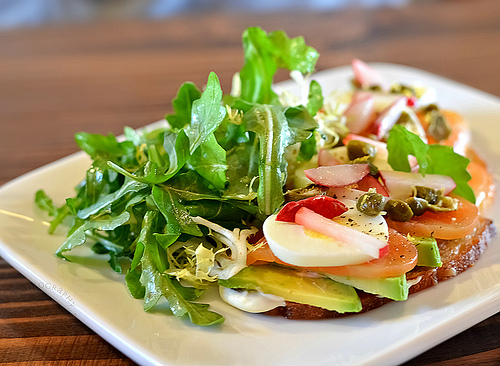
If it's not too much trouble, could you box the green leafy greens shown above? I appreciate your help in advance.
[387,125,475,203]
[35,27,478,328]
[35,27,320,326]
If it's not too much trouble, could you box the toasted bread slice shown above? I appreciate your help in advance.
[264,216,495,319]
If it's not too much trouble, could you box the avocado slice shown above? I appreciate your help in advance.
[409,236,442,267]
[218,265,362,313]
[324,274,408,301]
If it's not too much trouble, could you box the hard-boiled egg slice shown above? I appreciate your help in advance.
[262,198,389,267]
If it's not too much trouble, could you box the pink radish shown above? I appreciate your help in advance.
[373,97,407,139]
[344,92,376,134]
[379,170,456,199]
[352,59,390,91]
[295,207,389,260]
[318,148,342,166]
[305,164,370,187]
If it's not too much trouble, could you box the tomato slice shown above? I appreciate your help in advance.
[247,228,417,279]
[386,196,478,240]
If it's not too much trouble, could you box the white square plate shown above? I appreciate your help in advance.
[1,64,499,366]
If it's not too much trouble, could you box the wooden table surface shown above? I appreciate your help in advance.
[1,0,500,364]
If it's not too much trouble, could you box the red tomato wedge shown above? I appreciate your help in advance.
[247,228,417,279]
[386,196,478,240]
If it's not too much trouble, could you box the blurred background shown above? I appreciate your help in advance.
[1,0,409,28]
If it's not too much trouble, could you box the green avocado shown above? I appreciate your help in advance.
[324,274,408,301]
[409,236,442,267]
[218,264,362,313]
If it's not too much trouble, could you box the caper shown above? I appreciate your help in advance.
[347,140,377,161]
[405,196,428,216]
[414,186,442,204]
[350,156,379,175]
[427,110,452,141]
[384,199,413,222]
[357,191,386,216]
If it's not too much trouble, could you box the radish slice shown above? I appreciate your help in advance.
[295,207,388,260]
[327,187,366,201]
[344,134,388,151]
[372,93,406,112]
[305,164,370,187]
[318,148,341,166]
[344,92,375,134]
[352,59,390,91]
[373,97,406,140]
[380,170,456,199]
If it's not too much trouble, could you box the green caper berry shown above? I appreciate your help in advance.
[405,196,429,216]
[347,140,377,161]
[350,157,379,175]
[357,191,385,216]
[414,186,441,204]
[384,199,414,222]
[427,110,452,141]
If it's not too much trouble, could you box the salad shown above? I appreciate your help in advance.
[35,27,494,326]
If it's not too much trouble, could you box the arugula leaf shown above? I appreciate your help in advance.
[387,125,475,202]
[56,211,130,259]
[130,210,156,270]
[166,82,202,130]
[125,266,145,299]
[108,130,190,184]
[426,145,475,203]
[187,72,227,153]
[245,104,295,215]
[124,126,146,146]
[35,190,58,216]
[187,133,228,190]
[387,125,429,173]
[77,178,148,219]
[151,185,203,237]
[141,241,224,325]
[239,27,319,104]
[75,132,136,167]
[223,142,259,200]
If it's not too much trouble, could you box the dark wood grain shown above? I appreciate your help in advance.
[1,0,499,364]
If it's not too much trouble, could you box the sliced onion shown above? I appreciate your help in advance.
[379,170,456,199]
[373,97,407,140]
[344,92,375,134]
[305,164,370,187]
[295,207,388,260]
[352,59,390,91]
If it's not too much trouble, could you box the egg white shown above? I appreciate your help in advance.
[262,198,388,267]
